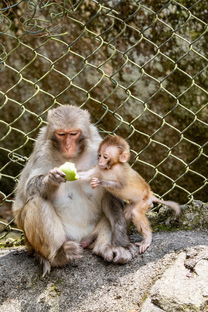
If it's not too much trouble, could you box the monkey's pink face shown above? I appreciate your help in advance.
[54,129,81,159]
[98,145,118,169]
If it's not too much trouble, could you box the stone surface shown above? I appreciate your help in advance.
[141,247,208,312]
[1,231,208,312]
[149,200,208,231]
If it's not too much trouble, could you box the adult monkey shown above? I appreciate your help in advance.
[12,105,137,276]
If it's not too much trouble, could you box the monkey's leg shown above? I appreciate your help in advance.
[92,216,138,264]
[132,209,152,254]
[102,193,130,248]
[20,197,82,276]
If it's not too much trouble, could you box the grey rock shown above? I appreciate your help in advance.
[149,200,208,231]
[1,231,208,312]
[141,246,208,312]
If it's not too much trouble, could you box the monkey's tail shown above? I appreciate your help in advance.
[152,196,181,215]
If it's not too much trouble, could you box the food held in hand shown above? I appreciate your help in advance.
[59,162,79,181]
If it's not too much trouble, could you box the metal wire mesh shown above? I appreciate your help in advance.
[0,0,207,244]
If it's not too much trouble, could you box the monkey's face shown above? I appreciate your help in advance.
[52,128,82,159]
[98,145,119,169]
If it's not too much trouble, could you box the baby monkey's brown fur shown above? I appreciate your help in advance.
[79,135,180,253]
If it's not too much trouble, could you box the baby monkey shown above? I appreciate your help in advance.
[79,135,180,253]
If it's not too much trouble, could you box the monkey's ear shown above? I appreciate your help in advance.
[47,109,54,122]
[119,151,130,163]
[83,109,91,122]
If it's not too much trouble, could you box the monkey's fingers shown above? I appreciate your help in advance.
[63,241,83,261]
[91,177,99,183]
[128,243,139,257]
[135,241,150,254]
[90,179,99,188]
[91,177,101,188]
[48,168,66,184]
[53,168,66,178]
[90,182,98,189]
[113,246,133,264]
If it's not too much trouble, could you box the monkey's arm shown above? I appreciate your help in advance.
[101,180,122,188]
[91,177,122,189]
[78,167,98,181]
[26,168,66,199]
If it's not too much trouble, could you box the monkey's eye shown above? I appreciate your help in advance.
[70,132,78,136]
[57,132,66,137]
[98,154,101,159]
[103,155,108,160]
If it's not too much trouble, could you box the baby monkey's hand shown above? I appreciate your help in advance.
[90,177,101,189]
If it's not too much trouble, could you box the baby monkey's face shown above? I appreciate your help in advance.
[98,145,119,169]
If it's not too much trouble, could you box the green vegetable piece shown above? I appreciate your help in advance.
[59,162,79,181]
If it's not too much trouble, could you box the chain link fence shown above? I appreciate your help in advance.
[0,0,207,245]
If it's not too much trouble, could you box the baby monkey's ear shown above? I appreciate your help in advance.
[119,151,130,163]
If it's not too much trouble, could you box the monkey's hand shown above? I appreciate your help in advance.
[44,168,66,186]
[91,177,101,189]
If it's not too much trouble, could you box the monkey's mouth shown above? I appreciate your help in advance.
[99,165,108,170]
[62,149,78,160]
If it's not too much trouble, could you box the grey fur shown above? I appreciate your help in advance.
[12,105,135,274]
[102,193,130,248]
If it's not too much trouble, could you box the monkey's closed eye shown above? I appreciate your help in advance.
[57,133,66,137]
[70,132,78,136]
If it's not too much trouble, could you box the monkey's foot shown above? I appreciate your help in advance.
[63,241,83,261]
[93,243,138,264]
[135,240,151,254]
[113,243,138,264]
[128,243,139,257]
[93,244,114,262]
[51,241,82,268]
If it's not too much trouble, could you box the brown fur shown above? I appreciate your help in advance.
[79,135,180,254]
